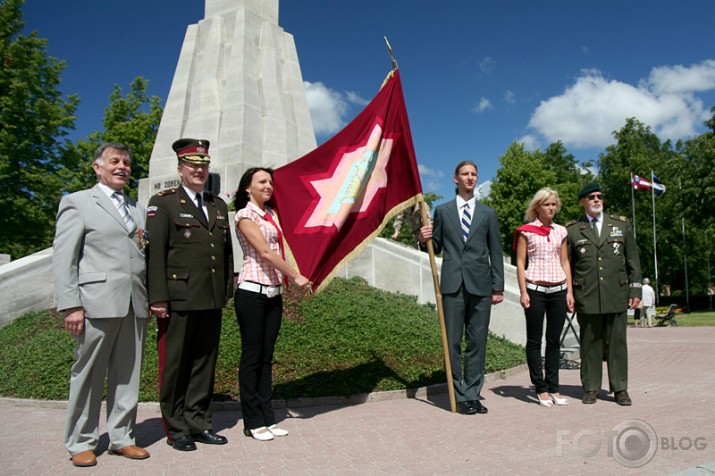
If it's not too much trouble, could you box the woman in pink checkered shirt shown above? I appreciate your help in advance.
[514,187,574,408]
[233,167,311,441]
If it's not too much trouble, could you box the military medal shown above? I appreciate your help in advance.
[184,229,192,239]
[579,247,586,254]
[136,228,149,250]
[613,242,621,255]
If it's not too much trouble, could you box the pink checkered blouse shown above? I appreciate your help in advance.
[520,218,568,284]
[235,202,283,285]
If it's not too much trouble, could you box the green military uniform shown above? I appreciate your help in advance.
[146,185,233,441]
[567,213,641,394]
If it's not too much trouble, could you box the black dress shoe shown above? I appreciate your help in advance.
[167,435,197,451]
[457,401,478,415]
[472,400,488,414]
[614,390,632,406]
[192,430,228,445]
[582,390,598,404]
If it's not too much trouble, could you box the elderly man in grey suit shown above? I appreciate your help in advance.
[420,160,505,415]
[53,143,151,467]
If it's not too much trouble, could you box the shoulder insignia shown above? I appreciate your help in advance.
[610,214,628,222]
[157,189,177,197]
[566,220,578,227]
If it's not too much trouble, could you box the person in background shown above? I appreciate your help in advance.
[640,278,656,328]
[146,138,233,451]
[233,167,312,441]
[53,143,150,467]
[514,187,574,407]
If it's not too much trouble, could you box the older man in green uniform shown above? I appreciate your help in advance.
[567,183,641,406]
[147,138,233,451]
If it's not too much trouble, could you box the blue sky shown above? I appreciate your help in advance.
[22,0,715,202]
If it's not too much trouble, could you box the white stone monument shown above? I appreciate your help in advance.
[139,0,316,203]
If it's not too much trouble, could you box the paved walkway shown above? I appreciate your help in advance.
[1,326,714,475]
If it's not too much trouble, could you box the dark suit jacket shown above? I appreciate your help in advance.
[432,199,504,296]
[567,214,642,314]
[146,186,233,311]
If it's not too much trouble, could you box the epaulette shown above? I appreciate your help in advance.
[610,214,628,222]
[566,220,579,227]
[157,188,177,197]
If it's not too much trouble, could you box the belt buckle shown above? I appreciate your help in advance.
[265,285,280,298]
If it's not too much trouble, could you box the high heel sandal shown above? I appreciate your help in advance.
[549,393,568,405]
[537,393,553,407]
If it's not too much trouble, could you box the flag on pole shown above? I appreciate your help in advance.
[631,173,666,196]
[651,173,666,196]
[272,69,423,292]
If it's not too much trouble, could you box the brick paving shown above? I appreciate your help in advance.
[1,326,714,475]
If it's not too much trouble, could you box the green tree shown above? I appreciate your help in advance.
[597,118,679,292]
[0,0,79,258]
[485,141,592,257]
[62,77,163,199]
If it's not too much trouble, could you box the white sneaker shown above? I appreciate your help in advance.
[268,424,289,437]
[244,427,274,441]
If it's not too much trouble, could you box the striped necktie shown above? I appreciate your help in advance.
[461,203,471,242]
[113,192,135,230]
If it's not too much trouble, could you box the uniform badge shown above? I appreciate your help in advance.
[147,205,158,218]
[136,228,149,250]
[579,247,586,254]
[180,213,193,218]
[609,225,623,237]
[217,212,225,220]
[613,242,621,255]
[184,229,192,239]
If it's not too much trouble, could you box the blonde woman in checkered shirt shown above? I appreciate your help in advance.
[514,187,574,408]
[233,167,311,441]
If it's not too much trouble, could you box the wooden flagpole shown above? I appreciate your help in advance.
[419,198,457,412]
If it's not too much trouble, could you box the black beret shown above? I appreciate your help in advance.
[578,183,602,200]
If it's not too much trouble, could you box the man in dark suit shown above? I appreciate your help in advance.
[53,143,150,467]
[146,138,233,451]
[566,183,641,405]
[420,160,505,414]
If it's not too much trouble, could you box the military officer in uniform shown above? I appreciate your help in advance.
[146,138,234,451]
[567,183,641,406]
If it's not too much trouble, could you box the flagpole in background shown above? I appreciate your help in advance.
[419,199,457,413]
[630,172,637,239]
[650,171,660,304]
[679,179,691,311]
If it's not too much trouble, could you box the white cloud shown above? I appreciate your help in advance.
[477,180,491,199]
[473,97,493,113]
[504,90,515,105]
[527,60,715,149]
[303,82,369,136]
[418,163,444,178]
[304,81,348,135]
[479,57,496,75]
[517,134,540,151]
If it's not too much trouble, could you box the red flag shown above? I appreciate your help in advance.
[272,69,422,292]
[631,173,653,191]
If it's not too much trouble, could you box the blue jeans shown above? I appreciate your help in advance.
[524,288,567,393]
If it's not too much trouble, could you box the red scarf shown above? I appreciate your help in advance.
[512,224,552,250]
[263,210,287,284]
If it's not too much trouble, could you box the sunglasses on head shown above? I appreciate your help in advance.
[587,193,603,200]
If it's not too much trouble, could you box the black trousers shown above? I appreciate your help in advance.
[234,288,283,430]
[158,309,222,440]
[524,288,567,394]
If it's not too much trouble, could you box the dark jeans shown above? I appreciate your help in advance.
[234,288,283,430]
[524,288,567,394]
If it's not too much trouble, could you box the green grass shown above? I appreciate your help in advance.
[0,277,525,401]
[671,310,715,327]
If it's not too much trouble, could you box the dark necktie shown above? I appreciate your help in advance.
[196,192,207,221]
[461,204,471,242]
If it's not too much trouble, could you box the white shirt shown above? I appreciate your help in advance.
[182,184,208,218]
[589,212,603,235]
[642,284,656,308]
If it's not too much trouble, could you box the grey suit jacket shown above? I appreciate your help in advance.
[432,199,505,296]
[53,184,148,318]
